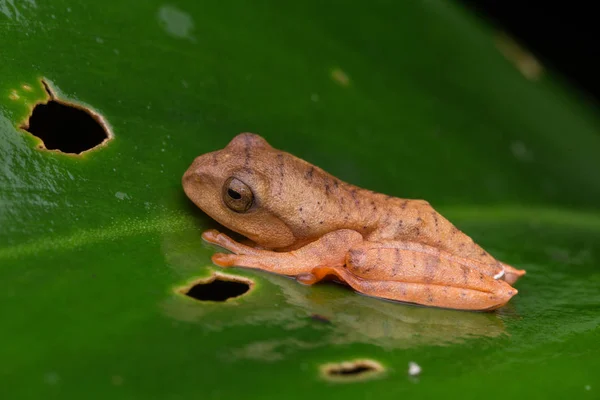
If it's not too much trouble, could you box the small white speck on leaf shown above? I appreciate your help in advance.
[115,192,129,200]
[408,361,421,376]
[96,37,104,44]
[311,93,319,102]
[585,385,591,391]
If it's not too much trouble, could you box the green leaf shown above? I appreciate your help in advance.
[1,0,599,399]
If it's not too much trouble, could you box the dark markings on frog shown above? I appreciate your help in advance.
[432,212,439,228]
[305,167,314,182]
[243,135,252,168]
[462,266,469,284]
[276,153,285,195]
[350,189,359,206]
[393,248,401,276]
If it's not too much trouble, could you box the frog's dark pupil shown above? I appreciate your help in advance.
[228,189,242,200]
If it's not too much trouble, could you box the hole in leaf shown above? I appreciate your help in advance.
[177,272,253,302]
[20,80,111,154]
[321,359,385,382]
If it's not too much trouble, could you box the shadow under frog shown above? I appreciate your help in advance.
[160,227,506,360]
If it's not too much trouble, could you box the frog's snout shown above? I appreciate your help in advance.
[182,156,210,203]
[183,153,212,186]
[182,165,201,185]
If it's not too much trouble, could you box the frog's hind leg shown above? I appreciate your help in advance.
[300,264,515,311]
[300,241,518,311]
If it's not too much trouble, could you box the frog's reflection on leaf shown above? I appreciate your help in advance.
[161,229,506,361]
[270,272,506,348]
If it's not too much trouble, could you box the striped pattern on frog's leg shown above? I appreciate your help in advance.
[301,263,516,311]
[299,239,519,311]
[346,240,526,285]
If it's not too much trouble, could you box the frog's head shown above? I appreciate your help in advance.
[183,133,296,249]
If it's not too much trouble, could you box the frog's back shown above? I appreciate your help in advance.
[273,147,503,270]
[301,163,504,269]
[366,196,500,265]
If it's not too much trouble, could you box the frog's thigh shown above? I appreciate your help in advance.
[342,241,518,310]
[347,241,486,282]
[204,229,363,276]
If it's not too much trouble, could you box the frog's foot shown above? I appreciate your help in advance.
[202,229,262,256]
[502,263,526,285]
[203,229,270,269]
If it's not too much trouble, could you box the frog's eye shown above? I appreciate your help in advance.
[222,177,254,213]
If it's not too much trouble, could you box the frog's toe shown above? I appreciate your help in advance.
[297,266,345,285]
[201,229,222,244]
[297,273,319,285]
[212,253,236,267]
[503,264,526,285]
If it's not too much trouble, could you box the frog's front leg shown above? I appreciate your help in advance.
[298,241,518,311]
[202,229,364,276]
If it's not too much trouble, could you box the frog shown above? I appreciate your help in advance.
[182,133,526,311]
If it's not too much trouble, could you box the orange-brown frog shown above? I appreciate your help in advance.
[183,133,525,311]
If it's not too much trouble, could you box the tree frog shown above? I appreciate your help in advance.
[182,133,525,311]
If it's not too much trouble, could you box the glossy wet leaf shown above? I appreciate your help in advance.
[1,0,599,399]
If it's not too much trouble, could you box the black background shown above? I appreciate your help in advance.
[459,1,600,104]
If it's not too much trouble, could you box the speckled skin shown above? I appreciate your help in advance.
[183,133,525,311]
